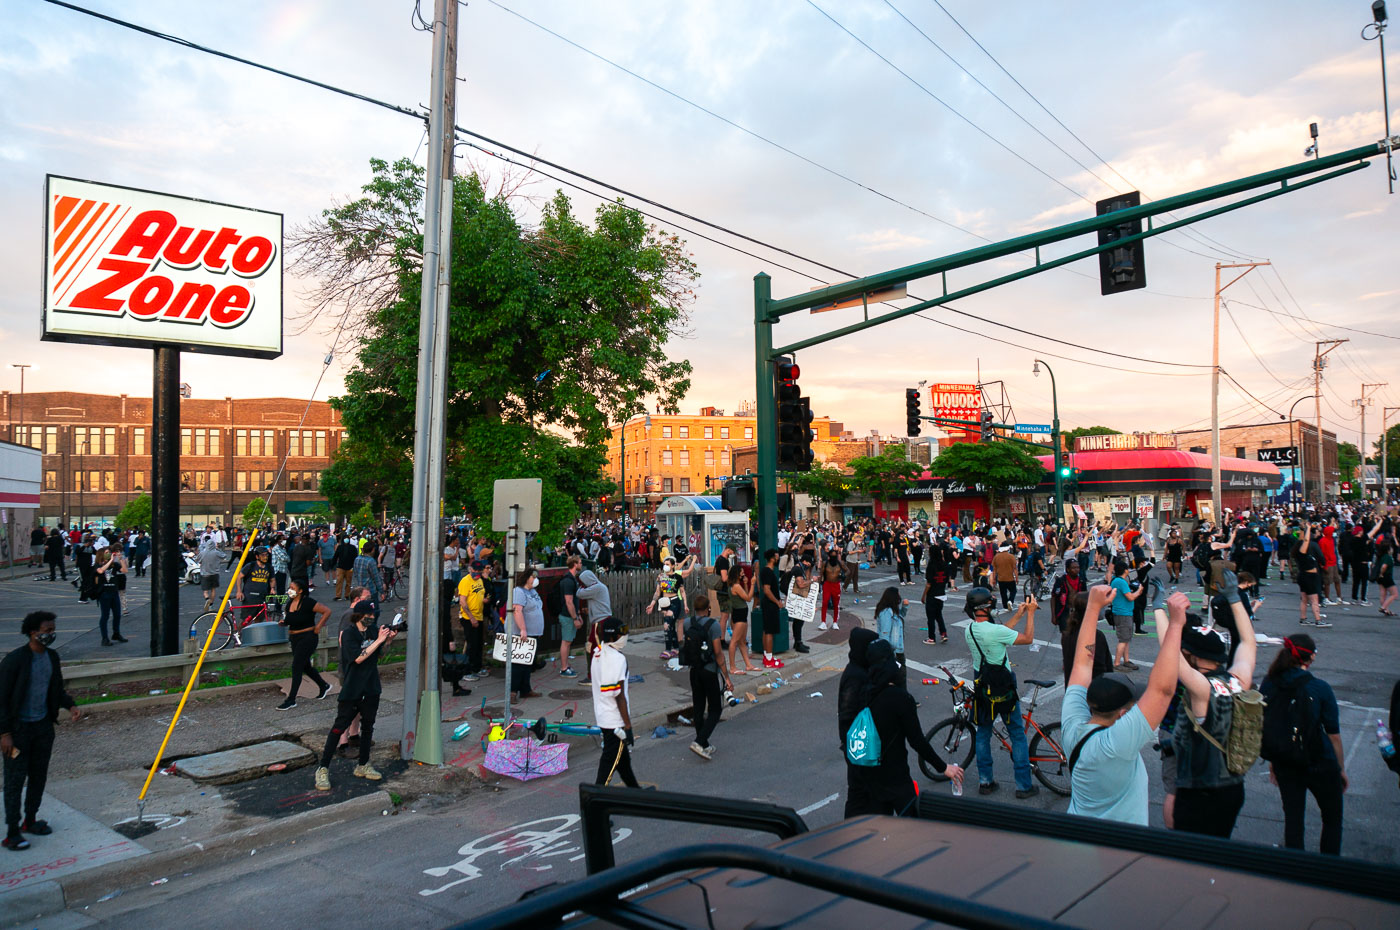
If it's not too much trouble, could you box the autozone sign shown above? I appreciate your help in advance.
[928,383,982,435]
[42,176,283,359]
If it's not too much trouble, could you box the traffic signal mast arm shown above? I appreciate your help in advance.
[924,415,1047,450]
[764,143,1379,356]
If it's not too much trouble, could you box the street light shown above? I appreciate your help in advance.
[1032,359,1063,522]
[1364,0,1395,193]
[1287,394,1317,511]
[618,411,650,524]
[10,364,34,436]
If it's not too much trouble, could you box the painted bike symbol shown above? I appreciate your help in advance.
[419,814,630,897]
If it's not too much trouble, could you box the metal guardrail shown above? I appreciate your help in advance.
[64,632,340,690]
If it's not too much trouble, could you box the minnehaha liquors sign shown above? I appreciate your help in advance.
[42,176,283,359]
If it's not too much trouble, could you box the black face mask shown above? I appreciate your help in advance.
[37,632,57,647]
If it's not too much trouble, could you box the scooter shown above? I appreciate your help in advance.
[181,550,202,586]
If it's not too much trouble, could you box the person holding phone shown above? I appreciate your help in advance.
[314,601,393,790]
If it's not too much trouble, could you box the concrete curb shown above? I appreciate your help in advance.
[51,789,395,912]
[1,880,66,928]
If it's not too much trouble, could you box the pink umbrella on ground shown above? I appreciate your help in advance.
[483,735,570,781]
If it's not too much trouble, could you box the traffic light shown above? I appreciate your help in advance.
[1059,453,1072,480]
[978,409,995,442]
[1096,191,1146,295]
[775,358,815,471]
[722,479,754,512]
[905,388,922,437]
[1065,467,1082,496]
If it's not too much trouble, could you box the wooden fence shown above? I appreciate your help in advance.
[596,566,712,633]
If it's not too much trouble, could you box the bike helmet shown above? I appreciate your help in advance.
[963,586,996,619]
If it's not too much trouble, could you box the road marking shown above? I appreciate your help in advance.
[796,792,839,816]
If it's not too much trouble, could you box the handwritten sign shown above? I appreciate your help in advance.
[492,634,538,665]
[785,578,819,623]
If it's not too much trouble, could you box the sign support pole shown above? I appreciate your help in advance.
[502,504,519,731]
[150,347,181,656]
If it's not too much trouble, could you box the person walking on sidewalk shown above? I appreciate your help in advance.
[684,595,732,761]
[277,580,333,710]
[28,526,45,569]
[556,557,585,678]
[314,602,394,790]
[726,563,759,675]
[333,534,358,601]
[1,611,80,851]
[592,617,640,787]
[42,529,66,583]
[93,547,127,646]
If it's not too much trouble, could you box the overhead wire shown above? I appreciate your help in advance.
[922,0,1263,264]
[1220,298,1297,389]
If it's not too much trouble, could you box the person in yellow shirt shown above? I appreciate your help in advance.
[455,561,487,683]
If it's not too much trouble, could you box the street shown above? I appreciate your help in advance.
[34,559,1400,929]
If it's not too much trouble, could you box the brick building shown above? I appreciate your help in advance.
[1173,420,1338,501]
[0,390,343,528]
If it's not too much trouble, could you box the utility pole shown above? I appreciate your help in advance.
[1384,405,1400,505]
[1211,261,1269,521]
[1356,383,1387,497]
[403,0,457,764]
[1312,339,1347,503]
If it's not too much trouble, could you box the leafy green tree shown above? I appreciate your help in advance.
[1062,425,1121,442]
[1337,441,1362,498]
[116,494,152,531]
[847,447,923,501]
[1373,424,1400,478]
[241,498,273,531]
[784,463,851,506]
[297,159,696,545]
[930,441,1048,505]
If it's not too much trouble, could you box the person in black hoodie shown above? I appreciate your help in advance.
[838,629,878,817]
[847,640,964,816]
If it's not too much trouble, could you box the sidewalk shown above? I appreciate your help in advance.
[0,599,874,924]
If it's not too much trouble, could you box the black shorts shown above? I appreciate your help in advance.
[1299,572,1321,596]
[731,606,749,626]
[761,607,779,635]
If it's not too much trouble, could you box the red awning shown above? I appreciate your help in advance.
[1034,449,1282,476]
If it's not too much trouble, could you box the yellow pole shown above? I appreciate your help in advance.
[138,529,259,802]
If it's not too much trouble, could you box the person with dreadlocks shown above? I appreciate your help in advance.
[1259,633,1347,855]
[591,617,640,788]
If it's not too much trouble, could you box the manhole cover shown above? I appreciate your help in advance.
[549,689,591,701]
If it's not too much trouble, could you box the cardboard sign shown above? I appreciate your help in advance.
[1136,494,1154,517]
[786,577,819,623]
[492,633,538,665]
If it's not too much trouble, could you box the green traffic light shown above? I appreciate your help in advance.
[1059,466,1071,477]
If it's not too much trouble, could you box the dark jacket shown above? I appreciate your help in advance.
[290,542,316,578]
[856,641,947,795]
[0,644,76,734]
[838,629,879,749]
[44,535,65,565]
[334,541,359,571]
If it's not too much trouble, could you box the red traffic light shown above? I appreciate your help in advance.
[776,361,800,383]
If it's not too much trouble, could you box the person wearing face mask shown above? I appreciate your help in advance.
[591,617,640,787]
[510,568,545,701]
[645,557,688,660]
[1,611,80,851]
[314,602,393,791]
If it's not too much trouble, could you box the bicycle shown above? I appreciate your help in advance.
[917,664,1070,796]
[382,564,402,601]
[1021,572,1050,602]
[188,594,291,651]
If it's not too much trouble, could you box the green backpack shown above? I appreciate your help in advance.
[845,707,882,767]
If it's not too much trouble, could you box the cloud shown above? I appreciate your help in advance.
[1359,289,1399,300]
[848,228,932,252]
[1345,205,1387,219]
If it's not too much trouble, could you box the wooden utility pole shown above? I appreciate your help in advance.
[1312,340,1347,502]
[1357,383,1387,497]
[1211,261,1269,522]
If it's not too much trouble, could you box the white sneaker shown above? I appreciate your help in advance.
[1338,600,1351,605]
[1358,600,1372,606]
[818,622,828,631]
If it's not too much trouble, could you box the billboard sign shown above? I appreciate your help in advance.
[1073,432,1176,453]
[42,176,283,359]
[1256,446,1298,466]
[928,383,982,437]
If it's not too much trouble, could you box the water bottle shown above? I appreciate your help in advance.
[951,776,963,797]
[451,722,472,741]
[1379,719,1396,760]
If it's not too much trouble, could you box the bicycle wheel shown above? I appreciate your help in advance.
[189,611,235,652]
[919,716,976,782]
[1028,720,1070,796]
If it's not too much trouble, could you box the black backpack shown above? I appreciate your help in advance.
[1192,542,1213,572]
[1260,677,1327,769]
[681,616,716,669]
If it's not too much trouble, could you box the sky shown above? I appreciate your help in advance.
[2,0,1397,453]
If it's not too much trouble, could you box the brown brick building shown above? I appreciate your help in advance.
[1173,420,1338,500]
[1,390,343,528]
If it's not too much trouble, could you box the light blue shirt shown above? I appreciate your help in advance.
[1062,684,1153,825]
[1109,576,1135,616]
[875,604,907,653]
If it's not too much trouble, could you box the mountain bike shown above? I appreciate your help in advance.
[917,664,1070,796]
[187,594,290,652]
[381,564,402,600]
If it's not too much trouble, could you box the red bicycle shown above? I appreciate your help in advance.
[187,594,290,651]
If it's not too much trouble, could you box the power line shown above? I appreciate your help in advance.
[922,0,1261,264]
[1220,299,1296,388]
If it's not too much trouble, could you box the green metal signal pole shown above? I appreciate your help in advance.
[752,141,1385,554]
[1033,358,1062,519]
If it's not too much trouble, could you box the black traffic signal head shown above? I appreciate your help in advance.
[722,479,754,512]
[1096,191,1147,296]
[979,409,995,442]
[905,388,922,437]
[774,357,815,472]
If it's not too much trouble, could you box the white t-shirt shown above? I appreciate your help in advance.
[591,645,630,729]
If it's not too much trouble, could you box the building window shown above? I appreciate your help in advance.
[44,470,57,491]
[235,429,247,456]
[704,427,713,438]
[663,478,673,493]
[315,430,327,457]
[235,471,247,491]
[180,428,193,455]
[721,448,731,466]
[704,449,714,466]
[662,426,672,438]
[103,427,116,454]
[263,470,275,491]
[744,427,753,439]
[132,470,146,491]
[679,449,690,466]
[679,478,690,492]
[661,450,673,465]
[720,427,729,439]
[132,428,147,456]
[1235,446,1246,459]
[679,426,689,438]
[102,471,115,492]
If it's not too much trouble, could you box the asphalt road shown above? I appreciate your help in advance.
[46,558,1400,929]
